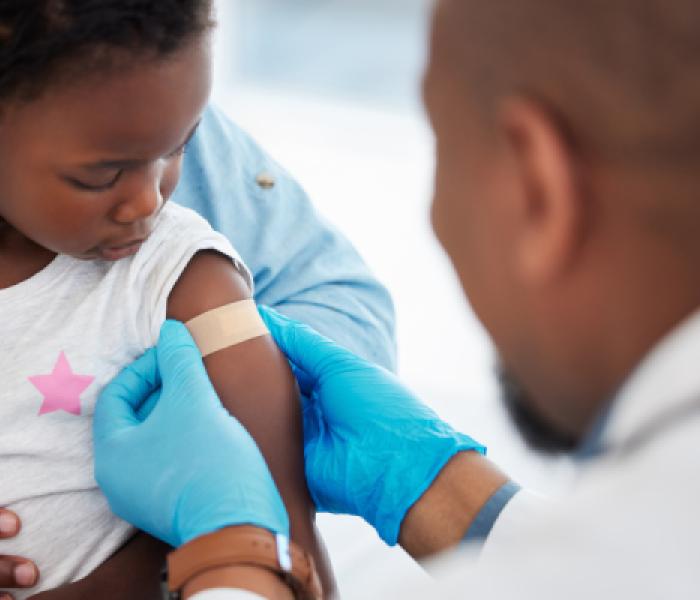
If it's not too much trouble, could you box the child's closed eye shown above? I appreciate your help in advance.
[63,170,123,193]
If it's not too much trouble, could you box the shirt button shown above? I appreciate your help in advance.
[256,171,276,190]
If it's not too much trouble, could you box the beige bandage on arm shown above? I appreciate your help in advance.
[184,299,269,358]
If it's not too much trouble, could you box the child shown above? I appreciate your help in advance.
[0,1,332,597]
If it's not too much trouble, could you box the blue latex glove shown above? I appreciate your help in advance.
[259,306,485,546]
[93,320,289,547]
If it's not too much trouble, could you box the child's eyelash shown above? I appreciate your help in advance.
[168,144,188,159]
[66,171,123,192]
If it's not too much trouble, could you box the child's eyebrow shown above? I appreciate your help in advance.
[84,120,202,170]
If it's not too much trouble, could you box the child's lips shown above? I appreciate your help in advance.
[98,239,145,261]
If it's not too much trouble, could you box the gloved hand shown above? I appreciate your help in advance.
[259,306,485,546]
[93,320,289,547]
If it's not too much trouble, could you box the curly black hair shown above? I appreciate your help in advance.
[0,0,213,103]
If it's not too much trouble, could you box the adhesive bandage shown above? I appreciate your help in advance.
[184,299,269,358]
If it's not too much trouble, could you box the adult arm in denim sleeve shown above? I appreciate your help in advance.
[174,105,397,370]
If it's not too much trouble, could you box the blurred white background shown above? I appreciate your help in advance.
[211,0,573,594]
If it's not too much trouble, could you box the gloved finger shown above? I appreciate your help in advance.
[93,349,159,438]
[154,320,218,412]
[156,320,206,387]
[0,556,39,589]
[258,306,354,381]
[300,393,323,443]
[135,388,163,421]
[290,363,314,397]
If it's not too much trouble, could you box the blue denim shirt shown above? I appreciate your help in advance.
[174,105,396,370]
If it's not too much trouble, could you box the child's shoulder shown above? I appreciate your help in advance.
[132,201,245,281]
[121,201,253,345]
[129,200,253,301]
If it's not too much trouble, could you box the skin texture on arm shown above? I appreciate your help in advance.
[399,452,508,560]
[165,250,334,596]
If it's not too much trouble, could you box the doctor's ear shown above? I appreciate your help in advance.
[497,97,587,286]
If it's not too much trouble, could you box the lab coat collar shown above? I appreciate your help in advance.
[598,307,700,454]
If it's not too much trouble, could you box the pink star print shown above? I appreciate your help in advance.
[28,352,94,416]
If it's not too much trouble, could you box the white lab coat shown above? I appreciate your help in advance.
[193,310,700,600]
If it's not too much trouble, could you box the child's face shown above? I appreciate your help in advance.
[0,35,212,261]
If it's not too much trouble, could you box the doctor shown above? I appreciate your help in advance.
[93,0,700,598]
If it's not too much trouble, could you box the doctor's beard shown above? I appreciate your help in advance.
[497,365,579,455]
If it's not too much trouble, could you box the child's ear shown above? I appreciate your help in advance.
[497,96,586,287]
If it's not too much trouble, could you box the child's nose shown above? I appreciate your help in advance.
[111,169,164,225]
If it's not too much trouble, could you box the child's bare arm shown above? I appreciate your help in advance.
[166,250,334,595]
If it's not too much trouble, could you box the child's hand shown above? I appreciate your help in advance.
[93,320,289,547]
[0,508,40,591]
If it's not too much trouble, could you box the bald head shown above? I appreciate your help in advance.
[435,0,700,167]
[427,0,700,447]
